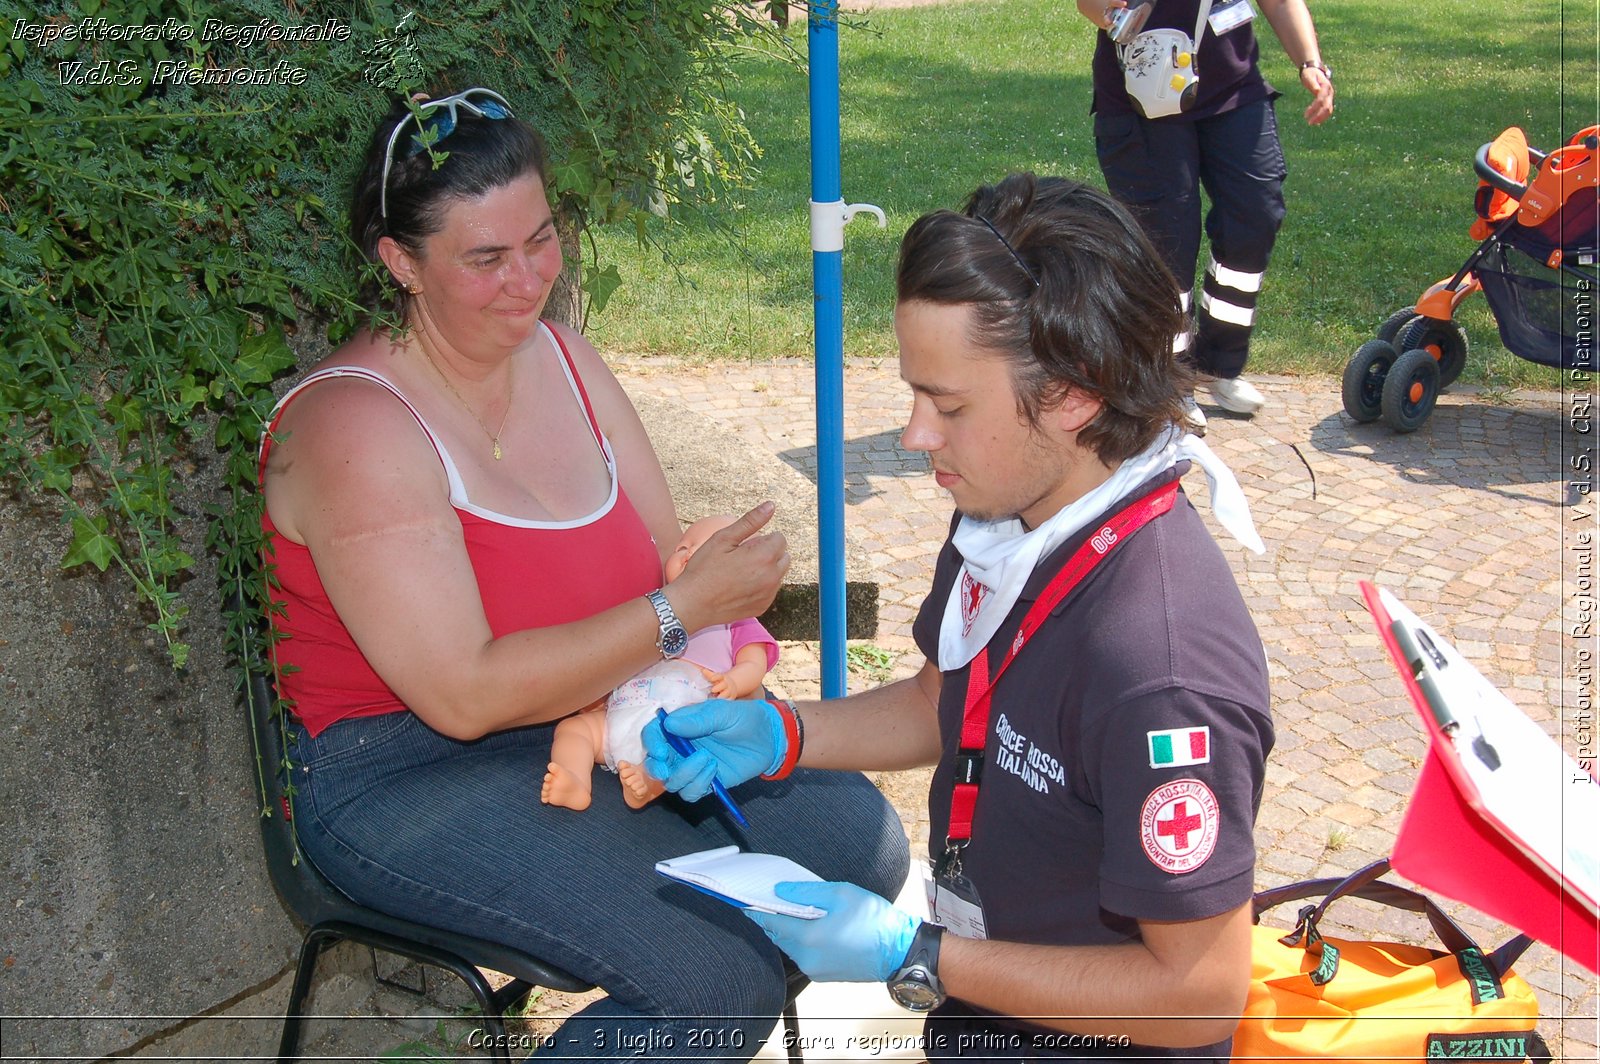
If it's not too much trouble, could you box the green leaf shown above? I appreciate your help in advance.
[62,515,116,572]
[237,324,294,384]
[582,264,623,316]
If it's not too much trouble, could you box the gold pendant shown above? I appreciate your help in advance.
[493,441,503,460]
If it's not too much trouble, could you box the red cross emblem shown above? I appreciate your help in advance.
[960,571,988,636]
[1156,800,1203,849]
[1140,779,1219,873]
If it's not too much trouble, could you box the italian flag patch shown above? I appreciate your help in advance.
[1147,727,1210,769]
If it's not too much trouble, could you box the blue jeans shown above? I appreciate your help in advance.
[289,712,910,1062]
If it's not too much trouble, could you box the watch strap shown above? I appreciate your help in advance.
[904,920,944,976]
[888,921,947,1011]
[645,589,686,657]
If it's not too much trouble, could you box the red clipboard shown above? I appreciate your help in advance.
[1363,580,1600,975]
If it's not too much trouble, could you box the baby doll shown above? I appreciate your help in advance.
[540,515,780,811]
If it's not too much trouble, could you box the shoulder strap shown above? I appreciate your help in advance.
[256,366,459,493]
[1117,0,1216,66]
[542,321,609,461]
[1193,0,1215,44]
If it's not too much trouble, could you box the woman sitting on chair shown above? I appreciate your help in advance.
[258,87,908,1060]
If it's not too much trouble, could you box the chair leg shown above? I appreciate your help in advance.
[280,924,542,1063]
[488,977,535,1018]
[439,958,514,1064]
[278,928,338,1064]
[783,998,803,1064]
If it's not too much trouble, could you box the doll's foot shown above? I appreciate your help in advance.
[541,763,592,811]
[617,762,666,809]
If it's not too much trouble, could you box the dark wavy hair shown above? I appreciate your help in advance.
[895,173,1195,465]
[350,93,549,320]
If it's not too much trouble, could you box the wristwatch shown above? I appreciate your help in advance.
[645,589,688,659]
[887,922,947,1012]
[1299,59,1331,78]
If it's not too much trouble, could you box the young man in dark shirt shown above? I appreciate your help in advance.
[644,175,1273,1060]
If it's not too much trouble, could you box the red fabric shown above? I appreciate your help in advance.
[1364,582,1600,975]
[1395,752,1599,975]
[260,327,663,737]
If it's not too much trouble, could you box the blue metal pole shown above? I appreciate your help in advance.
[808,0,847,698]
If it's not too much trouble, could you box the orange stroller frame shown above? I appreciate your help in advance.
[1343,126,1599,432]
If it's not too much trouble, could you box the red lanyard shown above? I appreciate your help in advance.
[943,480,1180,860]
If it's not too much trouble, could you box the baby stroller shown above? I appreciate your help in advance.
[1343,125,1599,432]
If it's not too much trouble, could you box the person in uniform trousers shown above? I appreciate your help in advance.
[642,174,1276,1061]
[1080,0,1334,428]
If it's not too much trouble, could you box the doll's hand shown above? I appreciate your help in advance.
[743,882,920,983]
[699,666,736,699]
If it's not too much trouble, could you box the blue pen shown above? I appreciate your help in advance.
[654,707,749,828]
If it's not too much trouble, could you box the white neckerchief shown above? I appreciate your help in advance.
[937,429,1265,671]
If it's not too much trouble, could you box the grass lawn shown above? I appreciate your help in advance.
[585,0,1595,390]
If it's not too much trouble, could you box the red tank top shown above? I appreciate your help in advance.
[258,323,664,736]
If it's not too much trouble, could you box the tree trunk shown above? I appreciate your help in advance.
[546,207,585,332]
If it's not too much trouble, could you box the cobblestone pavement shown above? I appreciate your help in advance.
[611,356,1598,1061]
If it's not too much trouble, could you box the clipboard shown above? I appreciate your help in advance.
[1363,581,1600,974]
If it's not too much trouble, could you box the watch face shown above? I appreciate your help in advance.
[660,625,689,659]
[888,970,944,1012]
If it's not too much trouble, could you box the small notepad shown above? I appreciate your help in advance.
[655,846,826,919]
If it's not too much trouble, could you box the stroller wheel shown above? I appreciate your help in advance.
[1382,347,1442,432]
[1376,308,1420,346]
[1394,317,1470,390]
[1342,340,1396,422]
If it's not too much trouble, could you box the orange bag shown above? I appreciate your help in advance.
[1233,859,1544,1063]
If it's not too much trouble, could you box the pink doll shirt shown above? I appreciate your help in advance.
[681,617,780,675]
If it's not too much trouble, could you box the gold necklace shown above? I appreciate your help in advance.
[421,348,514,460]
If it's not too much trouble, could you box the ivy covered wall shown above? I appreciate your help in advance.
[0,0,775,664]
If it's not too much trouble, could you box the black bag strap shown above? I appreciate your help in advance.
[1253,858,1536,989]
[1490,933,1536,976]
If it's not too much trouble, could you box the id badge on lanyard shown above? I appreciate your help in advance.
[926,853,989,940]
[933,480,1179,943]
[1208,0,1255,35]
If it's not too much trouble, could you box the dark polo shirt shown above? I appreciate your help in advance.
[912,468,1273,1058]
[1091,0,1276,121]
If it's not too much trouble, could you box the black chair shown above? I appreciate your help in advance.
[240,609,807,1062]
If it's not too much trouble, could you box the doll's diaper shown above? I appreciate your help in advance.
[604,659,711,770]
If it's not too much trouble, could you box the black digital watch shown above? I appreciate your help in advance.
[887,922,947,1012]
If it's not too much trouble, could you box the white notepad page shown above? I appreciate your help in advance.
[655,846,827,918]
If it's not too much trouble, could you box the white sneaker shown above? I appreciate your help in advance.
[1182,396,1207,434]
[1206,376,1266,415]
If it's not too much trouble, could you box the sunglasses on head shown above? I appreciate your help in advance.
[380,87,515,222]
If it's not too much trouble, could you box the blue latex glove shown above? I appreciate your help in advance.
[640,698,787,801]
[743,881,920,983]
